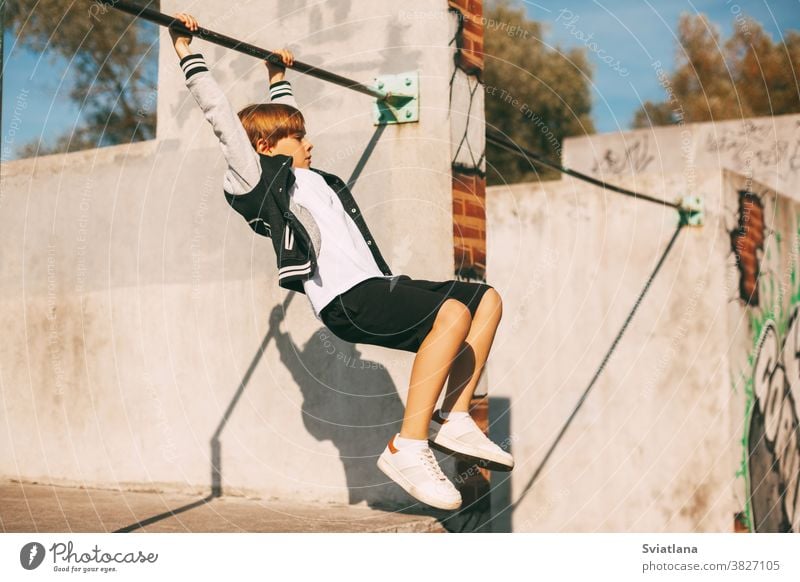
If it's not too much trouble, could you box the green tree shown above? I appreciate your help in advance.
[5,0,159,157]
[728,19,800,118]
[484,0,594,184]
[633,13,800,128]
[632,101,676,128]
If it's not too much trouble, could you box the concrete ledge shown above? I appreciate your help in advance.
[0,480,446,533]
[0,139,159,179]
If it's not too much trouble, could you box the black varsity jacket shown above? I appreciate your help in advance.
[224,154,395,294]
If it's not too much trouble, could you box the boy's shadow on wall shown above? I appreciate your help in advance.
[269,304,409,507]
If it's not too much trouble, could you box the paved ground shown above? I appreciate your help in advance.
[0,480,446,533]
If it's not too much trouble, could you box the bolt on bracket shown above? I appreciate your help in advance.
[373,72,419,125]
[678,195,704,227]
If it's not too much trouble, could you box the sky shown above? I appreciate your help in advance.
[1,32,86,160]
[2,0,800,159]
[528,0,800,132]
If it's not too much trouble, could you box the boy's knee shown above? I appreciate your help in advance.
[482,286,503,318]
[435,299,472,335]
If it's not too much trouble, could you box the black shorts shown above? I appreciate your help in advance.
[319,275,493,353]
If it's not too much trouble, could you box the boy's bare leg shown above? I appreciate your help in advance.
[399,300,472,439]
[441,288,503,413]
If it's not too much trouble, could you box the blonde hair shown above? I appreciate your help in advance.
[237,103,306,151]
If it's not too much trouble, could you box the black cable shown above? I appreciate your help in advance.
[487,127,682,210]
[511,221,686,511]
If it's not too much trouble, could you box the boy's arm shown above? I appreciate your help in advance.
[172,15,260,195]
[180,54,262,195]
[265,51,300,109]
[268,79,300,108]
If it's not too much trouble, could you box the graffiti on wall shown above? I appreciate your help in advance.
[734,182,800,532]
[586,119,800,181]
[590,136,655,176]
[705,119,800,175]
[729,191,765,306]
[749,313,800,532]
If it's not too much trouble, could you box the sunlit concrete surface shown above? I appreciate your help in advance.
[0,480,445,533]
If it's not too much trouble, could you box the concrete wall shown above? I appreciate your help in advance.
[485,167,800,532]
[486,169,736,531]
[498,112,800,532]
[563,114,800,201]
[0,0,461,507]
[721,170,800,533]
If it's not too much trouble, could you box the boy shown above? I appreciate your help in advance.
[171,13,512,511]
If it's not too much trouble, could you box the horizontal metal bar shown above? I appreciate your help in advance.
[97,0,394,101]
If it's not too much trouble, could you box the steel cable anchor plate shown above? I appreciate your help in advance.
[678,195,704,227]
[373,72,419,125]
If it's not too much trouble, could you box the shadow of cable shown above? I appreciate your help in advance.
[113,493,216,533]
[114,294,296,533]
[510,223,685,516]
[346,123,387,190]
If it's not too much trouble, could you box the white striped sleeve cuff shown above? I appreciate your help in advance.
[269,80,294,101]
[180,53,209,80]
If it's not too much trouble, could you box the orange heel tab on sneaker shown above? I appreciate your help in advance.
[388,434,399,454]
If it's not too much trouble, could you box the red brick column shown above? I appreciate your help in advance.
[453,172,487,281]
[448,0,490,521]
[451,0,485,72]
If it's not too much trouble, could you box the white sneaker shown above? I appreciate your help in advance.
[429,410,514,470]
[377,434,462,510]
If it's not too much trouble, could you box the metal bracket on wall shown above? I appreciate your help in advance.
[678,195,704,227]
[373,71,419,125]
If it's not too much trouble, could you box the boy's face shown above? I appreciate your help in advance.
[260,131,313,169]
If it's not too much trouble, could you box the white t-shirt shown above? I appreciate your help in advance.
[290,168,393,321]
